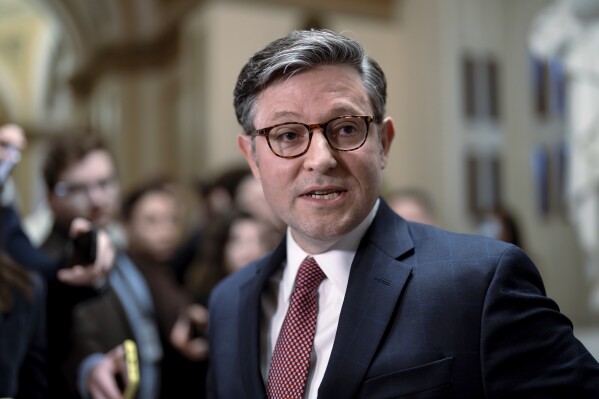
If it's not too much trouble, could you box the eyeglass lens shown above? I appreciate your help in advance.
[55,176,117,198]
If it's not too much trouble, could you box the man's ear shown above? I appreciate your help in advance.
[237,134,261,181]
[379,117,395,170]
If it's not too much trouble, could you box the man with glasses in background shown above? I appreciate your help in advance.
[38,134,123,398]
[42,135,122,248]
[206,29,599,398]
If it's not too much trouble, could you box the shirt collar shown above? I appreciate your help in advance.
[284,198,380,300]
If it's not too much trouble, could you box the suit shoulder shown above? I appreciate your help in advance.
[209,256,265,304]
[409,222,516,253]
[403,222,533,280]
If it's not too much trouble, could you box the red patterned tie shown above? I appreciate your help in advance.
[267,257,326,399]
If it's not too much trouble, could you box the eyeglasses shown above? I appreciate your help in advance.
[54,175,118,199]
[249,115,375,159]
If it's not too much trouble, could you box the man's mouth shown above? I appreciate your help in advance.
[305,190,342,200]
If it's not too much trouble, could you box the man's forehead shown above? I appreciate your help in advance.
[60,150,115,178]
[253,66,370,124]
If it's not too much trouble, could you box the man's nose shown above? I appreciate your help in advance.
[86,183,108,204]
[303,129,337,171]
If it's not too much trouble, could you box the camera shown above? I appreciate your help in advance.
[67,227,98,267]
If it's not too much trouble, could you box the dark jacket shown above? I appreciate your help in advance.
[0,272,47,398]
[208,198,599,398]
[40,224,99,398]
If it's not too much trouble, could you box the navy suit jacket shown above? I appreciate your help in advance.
[207,199,599,398]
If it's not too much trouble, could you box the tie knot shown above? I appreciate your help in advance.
[296,257,326,292]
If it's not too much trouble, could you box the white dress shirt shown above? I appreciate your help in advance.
[261,199,380,399]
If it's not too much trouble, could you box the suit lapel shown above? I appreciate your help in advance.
[318,200,415,398]
[239,239,287,399]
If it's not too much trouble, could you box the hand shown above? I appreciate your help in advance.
[170,303,209,361]
[0,123,27,161]
[87,344,125,399]
[0,124,26,188]
[57,218,116,286]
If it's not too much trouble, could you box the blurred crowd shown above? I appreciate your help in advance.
[0,124,284,399]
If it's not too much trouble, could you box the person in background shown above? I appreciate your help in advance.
[185,209,278,302]
[386,187,437,226]
[41,134,123,249]
[234,173,287,249]
[170,209,277,365]
[37,133,119,398]
[0,127,115,283]
[207,29,599,398]
[169,165,253,285]
[477,207,523,248]
[221,210,280,275]
[203,165,253,220]
[72,178,205,399]
[170,171,284,371]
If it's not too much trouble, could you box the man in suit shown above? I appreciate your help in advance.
[207,29,599,398]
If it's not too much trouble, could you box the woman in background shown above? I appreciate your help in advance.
[171,209,280,363]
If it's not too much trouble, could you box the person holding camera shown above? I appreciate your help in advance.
[34,133,121,398]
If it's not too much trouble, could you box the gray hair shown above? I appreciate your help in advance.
[233,29,387,133]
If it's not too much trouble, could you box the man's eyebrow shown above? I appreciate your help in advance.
[269,111,302,121]
[270,106,363,119]
[331,105,362,114]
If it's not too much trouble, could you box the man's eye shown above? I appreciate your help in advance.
[272,128,303,143]
[280,132,299,142]
[336,122,360,135]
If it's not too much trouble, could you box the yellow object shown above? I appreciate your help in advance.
[123,339,140,399]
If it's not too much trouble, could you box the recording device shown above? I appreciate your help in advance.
[0,144,21,186]
[67,227,97,267]
[189,321,205,339]
[118,339,140,399]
